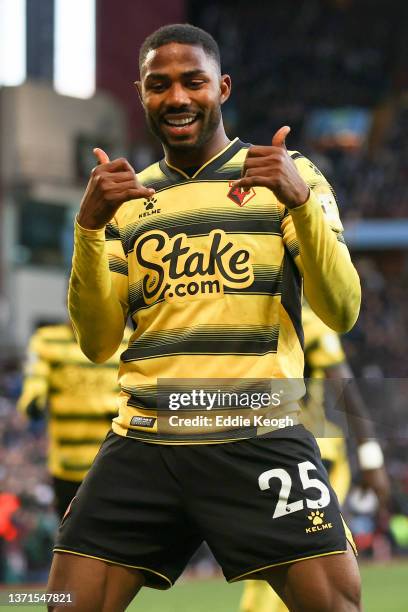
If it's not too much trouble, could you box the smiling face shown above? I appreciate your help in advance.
[138,43,231,164]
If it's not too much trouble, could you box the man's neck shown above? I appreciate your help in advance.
[164,131,231,170]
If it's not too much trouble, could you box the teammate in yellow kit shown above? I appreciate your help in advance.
[47,24,362,612]
[240,304,389,612]
[18,324,129,518]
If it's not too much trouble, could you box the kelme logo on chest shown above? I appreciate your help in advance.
[139,196,161,219]
[134,229,254,303]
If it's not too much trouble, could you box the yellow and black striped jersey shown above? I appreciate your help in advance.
[69,138,360,443]
[18,324,130,481]
[303,303,345,373]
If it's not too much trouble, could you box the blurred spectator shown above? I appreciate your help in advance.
[0,489,20,582]
[0,369,54,583]
[191,0,408,221]
[344,255,408,377]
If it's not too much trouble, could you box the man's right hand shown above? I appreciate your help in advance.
[77,148,155,230]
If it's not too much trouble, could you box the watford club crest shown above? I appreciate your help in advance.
[227,182,256,207]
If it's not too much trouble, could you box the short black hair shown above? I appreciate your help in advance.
[139,23,221,74]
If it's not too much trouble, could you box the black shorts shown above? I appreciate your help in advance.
[54,426,354,589]
[52,477,81,520]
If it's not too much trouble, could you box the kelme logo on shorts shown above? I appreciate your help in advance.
[134,229,254,303]
[305,510,333,534]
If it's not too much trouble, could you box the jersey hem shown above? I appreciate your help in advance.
[112,413,300,444]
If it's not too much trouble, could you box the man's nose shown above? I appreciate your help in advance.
[166,82,191,107]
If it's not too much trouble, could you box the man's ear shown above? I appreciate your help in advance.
[220,74,232,105]
[134,81,143,105]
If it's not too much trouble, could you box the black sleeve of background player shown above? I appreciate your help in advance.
[25,399,46,421]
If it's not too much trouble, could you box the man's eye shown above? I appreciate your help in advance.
[188,80,205,88]
[150,83,166,92]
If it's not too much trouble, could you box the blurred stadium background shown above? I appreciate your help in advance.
[0,0,407,610]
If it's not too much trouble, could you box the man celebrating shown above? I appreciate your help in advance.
[48,24,361,611]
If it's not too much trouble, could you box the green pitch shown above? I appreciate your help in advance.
[0,562,406,611]
[130,562,408,612]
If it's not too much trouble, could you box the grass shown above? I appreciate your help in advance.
[130,562,408,611]
[1,561,407,611]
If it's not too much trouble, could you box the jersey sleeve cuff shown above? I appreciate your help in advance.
[288,190,321,219]
[75,216,106,240]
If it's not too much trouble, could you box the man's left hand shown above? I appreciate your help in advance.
[232,126,310,209]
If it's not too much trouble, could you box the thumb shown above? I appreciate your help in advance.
[93,147,110,165]
[272,125,291,148]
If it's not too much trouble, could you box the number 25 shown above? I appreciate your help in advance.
[258,461,331,519]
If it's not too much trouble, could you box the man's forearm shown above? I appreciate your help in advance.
[326,363,377,443]
[288,193,361,333]
[69,221,126,363]
[326,363,386,476]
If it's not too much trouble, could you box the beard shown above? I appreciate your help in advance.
[145,104,222,152]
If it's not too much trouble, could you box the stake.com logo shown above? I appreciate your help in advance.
[134,229,254,304]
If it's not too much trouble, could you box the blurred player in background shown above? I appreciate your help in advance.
[240,302,389,612]
[18,323,129,518]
